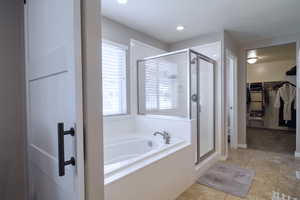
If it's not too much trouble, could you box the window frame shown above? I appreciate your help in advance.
[102,39,129,117]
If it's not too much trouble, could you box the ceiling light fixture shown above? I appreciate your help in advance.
[247,57,258,64]
[117,0,127,4]
[176,25,185,31]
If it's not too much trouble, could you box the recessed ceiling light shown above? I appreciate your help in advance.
[247,57,258,64]
[118,0,127,4]
[176,25,185,31]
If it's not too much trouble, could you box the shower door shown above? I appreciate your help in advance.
[191,51,215,164]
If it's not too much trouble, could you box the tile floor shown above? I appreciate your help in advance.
[247,128,296,154]
[177,148,300,200]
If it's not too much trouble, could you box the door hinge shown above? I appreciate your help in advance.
[83,123,87,161]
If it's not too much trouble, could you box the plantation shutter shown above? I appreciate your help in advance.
[102,41,127,115]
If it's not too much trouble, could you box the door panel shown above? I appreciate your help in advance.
[191,51,216,164]
[226,50,238,148]
[25,0,83,199]
[28,73,74,191]
[27,0,72,80]
[198,59,215,158]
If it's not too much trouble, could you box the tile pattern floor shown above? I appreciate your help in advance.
[177,148,300,200]
[247,128,296,154]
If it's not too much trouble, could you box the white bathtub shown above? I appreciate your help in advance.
[104,134,185,183]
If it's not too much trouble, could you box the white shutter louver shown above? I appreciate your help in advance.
[144,60,178,111]
[102,41,127,116]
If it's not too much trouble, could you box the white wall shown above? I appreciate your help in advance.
[102,16,168,51]
[0,0,26,199]
[247,60,296,83]
[169,32,222,51]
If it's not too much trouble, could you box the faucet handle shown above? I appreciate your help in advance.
[162,130,169,135]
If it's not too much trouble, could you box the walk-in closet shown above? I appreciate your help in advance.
[246,43,297,154]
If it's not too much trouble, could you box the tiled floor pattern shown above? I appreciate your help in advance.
[177,149,300,200]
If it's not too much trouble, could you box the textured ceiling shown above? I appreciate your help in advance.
[102,0,300,45]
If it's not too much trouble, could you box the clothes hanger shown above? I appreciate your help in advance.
[273,81,296,90]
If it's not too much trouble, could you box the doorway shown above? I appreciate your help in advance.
[246,43,297,154]
[226,49,238,150]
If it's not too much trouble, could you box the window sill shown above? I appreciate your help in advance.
[103,114,134,121]
[136,114,190,122]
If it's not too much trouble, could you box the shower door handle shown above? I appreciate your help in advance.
[198,104,202,112]
[191,94,198,102]
[57,122,76,177]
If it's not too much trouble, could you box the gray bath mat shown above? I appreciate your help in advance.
[197,162,255,198]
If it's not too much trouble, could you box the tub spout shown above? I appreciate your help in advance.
[153,131,170,144]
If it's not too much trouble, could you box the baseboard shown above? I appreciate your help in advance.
[237,144,247,149]
[295,152,300,158]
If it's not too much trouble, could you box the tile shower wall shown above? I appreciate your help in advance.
[135,115,192,142]
[103,116,136,141]
[104,115,192,143]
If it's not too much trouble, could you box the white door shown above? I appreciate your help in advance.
[197,58,215,159]
[25,0,84,200]
[226,49,237,149]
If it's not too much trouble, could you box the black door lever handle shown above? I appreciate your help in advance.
[57,122,76,177]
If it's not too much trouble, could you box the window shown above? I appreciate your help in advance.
[102,40,127,116]
[144,60,178,111]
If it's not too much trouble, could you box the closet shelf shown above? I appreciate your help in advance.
[249,117,264,121]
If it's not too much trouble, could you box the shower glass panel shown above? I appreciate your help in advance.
[137,51,189,118]
[190,50,215,164]
[198,59,215,158]
[137,49,216,164]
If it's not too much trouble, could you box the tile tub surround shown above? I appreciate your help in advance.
[177,148,300,200]
[105,143,195,200]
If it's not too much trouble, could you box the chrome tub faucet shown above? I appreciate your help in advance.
[153,131,170,144]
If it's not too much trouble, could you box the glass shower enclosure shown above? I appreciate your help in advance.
[137,49,216,164]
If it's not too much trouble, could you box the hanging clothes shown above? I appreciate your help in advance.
[247,87,251,105]
[278,98,296,128]
[274,83,296,121]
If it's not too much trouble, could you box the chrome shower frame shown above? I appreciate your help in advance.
[137,49,216,164]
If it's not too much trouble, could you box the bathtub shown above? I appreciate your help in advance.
[104,134,186,184]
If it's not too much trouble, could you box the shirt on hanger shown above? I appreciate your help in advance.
[274,83,296,121]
